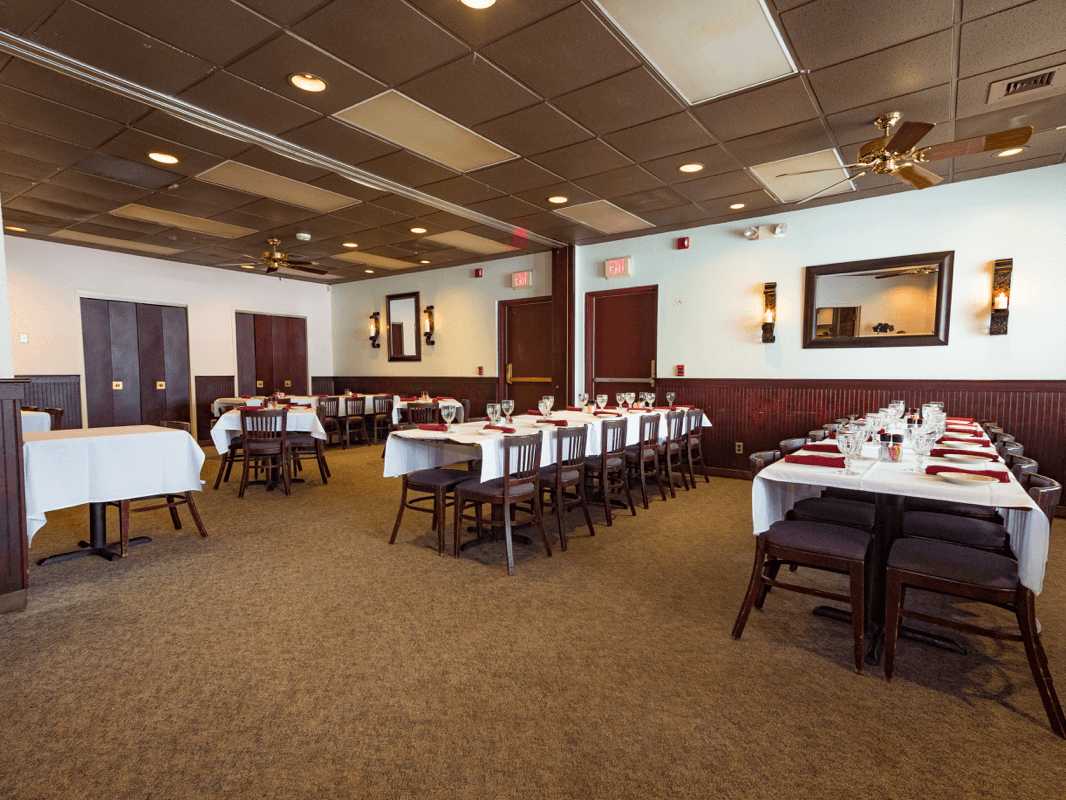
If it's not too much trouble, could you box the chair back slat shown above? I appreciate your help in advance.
[1006,455,1039,484]
[404,402,440,424]
[240,407,288,446]
[600,418,628,459]
[45,407,64,430]
[319,396,339,417]
[637,414,659,458]
[665,410,686,445]
[374,396,393,415]
[346,396,365,415]
[686,408,703,437]
[556,424,589,469]
[1027,473,1062,524]
[502,433,542,493]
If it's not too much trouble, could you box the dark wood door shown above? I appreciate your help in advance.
[236,312,308,396]
[585,286,658,404]
[499,297,553,414]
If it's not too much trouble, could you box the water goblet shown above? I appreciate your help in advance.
[596,394,608,410]
[486,403,500,427]
[441,403,456,432]
[542,395,554,417]
[911,428,936,473]
[836,428,863,475]
[666,391,675,406]
[625,392,636,409]
[577,392,589,410]
[500,399,514,424]
[615,392,624,408]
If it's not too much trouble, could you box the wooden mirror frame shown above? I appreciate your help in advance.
[386,291,421,362]
[802,251,953,349]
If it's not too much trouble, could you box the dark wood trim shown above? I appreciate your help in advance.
[386,291,421,362]
[194,375,235,445]
[497,295,552,404]
[0,379,30,614]
[584,283,659,396]
[14,375,81,428]
[551,246,575,406]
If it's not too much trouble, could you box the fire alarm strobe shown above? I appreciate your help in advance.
[676,365,685,377]
[677,237,690,250]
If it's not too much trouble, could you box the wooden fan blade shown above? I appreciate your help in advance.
[285,263,329,275]
[283,259,317,266]
[776,164,864,177]
[892,164,944,190]
[793,169,870,204]
[265,264,279,274]
[217,262,260,268]
[915,126,1033,161]
[885,121,935,154]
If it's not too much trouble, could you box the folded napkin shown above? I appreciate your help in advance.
[239,394,251,399]
[535,419,568,426]
[418,424,448,432]
[802,443,843,453]
[484,424,515,434]
[291,403,313,408]
[525,409,544,416]
[947,425,980,432]
[925,465,1010,483]
[653,406,678,411]
[784,453,846,468]
[566,406,583,412]
[939,435,989,444]
[400,396,419,402]
[931,447,1000,461]
[593,411,622,417]
[316,394,328,398]
[829,427,883,440]
[947,416,975,423]
[234,406,258,412]
[604,405,619,410]
[435,396,455,401]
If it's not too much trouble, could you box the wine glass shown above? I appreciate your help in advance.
[542,395,554,417]
[836,427,863,475]
[615,392,624,408]
[577,392,589,410]
[538,398,550,418]
[501,399,514,423]
[441,403,456,431]
[666,391,675,406]
[625,392,636,409]
[486,403,500,426]
[596,394,608,410]
[911,427,936,473]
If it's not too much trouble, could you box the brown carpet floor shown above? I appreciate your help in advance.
[2,444,1064,799]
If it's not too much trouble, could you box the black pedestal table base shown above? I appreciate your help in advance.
[37,502,151,566]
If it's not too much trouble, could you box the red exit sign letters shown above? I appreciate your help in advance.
[604,256,632,280]
[511,270,533,289]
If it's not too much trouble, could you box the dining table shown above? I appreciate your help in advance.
[212,394,390,418]
[752,424,1049,664]
[209,405,327,454]
[391,396,466,424]
[20,410,51,432]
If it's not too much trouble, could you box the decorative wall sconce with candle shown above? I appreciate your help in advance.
[369,311,381,348]
[762,282,777,343]
[990,258,1012,335]
[423,305,435,346]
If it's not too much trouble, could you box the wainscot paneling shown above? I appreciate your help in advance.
[194,376,235,446]
[14,375,81,429]
[314,377,499,419]
[0,380,29,613]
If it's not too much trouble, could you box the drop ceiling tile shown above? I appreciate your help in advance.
[28,3,212,94]
[554,69,685,136]
[380,218,450,240]
[260,214,370,240]
[959,0,1066,79]
[209,209,280,231]
[706,187,778,214]
[575,165,663,199]
[162,178,258,210]
[233,148,331,184]
[294,0,469,86]
[6,195,98,223]
[826,85,952,147]
[419,176,505,205]
[138,192,231,219]
[642,144,742,184]
[236,198,320,224]
[673,170,763,202]
[0,0,64,35]
[135,228,230,250]
[238,0,324,25]
[372,195,438,218]
[483,4,640,99]
[132,112,251,159]
[951,126,1066,172]
[515,181,599,210]
[692,77,819,142]
[468,159,562,194]
[641,203,714,228]
[538,222,601,243]
[956,53,1066,120]
[808,31,953,115]
[532,140,632,181]
[475,104,593,157]
[227,33,386,116]
[0,208,66,232]
[466,195,545,220]
[78,0,279,64]
[51,230,183,255]
[283,118,399,165]
[722,119,834,166]
[400,54,540,128]
[952,154,1061,182]
[332,203,410,227]
[177,72,321,136]
[80,213,167,236]
[67,221,151,241]
[611,186,690,215]
[332,227,419,249]
[356,150,460,188]
[406,0,576,48]
[362,244,419,259]
[604,113,716,163]
[782,0,953,71]
[22,181,129,213]
[99,129,225,178]
[0,59,151,124]
[0,151,61,182]
[310,174,388,204]
[0,174,32,202]
[0,121,91,167]
[961,0,1032,20]
[420,210,480,230]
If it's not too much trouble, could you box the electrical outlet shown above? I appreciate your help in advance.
[735,442,744,454]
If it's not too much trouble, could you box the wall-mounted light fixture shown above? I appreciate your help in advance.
[423,305,435,346]
[744,223,788,241]
[369,312,381,348]
[990,258,1012,336]
[762,282,777,343]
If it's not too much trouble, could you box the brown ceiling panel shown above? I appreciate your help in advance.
[0,0,64,35]
[161,178,258,210]
[137,191,231,219]
[703,188,778,216]
[957,94,1066,145]
[406,0,577,49]
[475,104,592,157]
[770,0,816,12]
[43,170,152,204]
[238,0,325,25]
[0,208,65,233]
[233,147,331,184]
[482,4,639,99]
[357,150,460,187]
[538,222,601,242]
[177,72,321,136]
[825,84,952,147]
[603,113,716,163]
[293,0,469,86]
[691,77,819,142]
[0,173,32,202]
[77,0,279,65]
[310,174,388,204]
[951,126,1066,172]
[83,213,167,236]
[959,0,1066,79]
[227,33,386,116]
[0,59,151,124]
[259,214,370,240]
[28,3,212,94]
[782,0,952,72]
[5,195,98,222]
[135,227,230,249]
[400,54,540,128]
[611,186,689,216]
[961,0,1032,21]
[327,226,413,249]
[283,118,399,165]
[132,112,251,159]
[209,208,283,231]
[419,176,505,205]
[574,164,663,199]
[673,170,763,203]
[468,159,562,194]
[723,119,835,166]
[641,144,742,184]
[553,69,685,136]
[0,121,91,167]
[501,210,566,232]
[641,203,715,228]
[532,139,632,181]
[466,194,545,221]
[67,220,153,241]
[99,128,226,178]
[419,209,480,230]
[235,198,320,224]
[372,194,438,217]
[332,202,410,227]
[808,31,953,115]
[0,150,60,182]
[380,218,450,240]
[955,53,1066,120]
[514,181,598,210]
[362,244,419,259]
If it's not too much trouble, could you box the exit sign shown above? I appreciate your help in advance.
[512,270,533,289]
[604,256,632,280]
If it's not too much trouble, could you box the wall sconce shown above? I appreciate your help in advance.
[762,282,777,343]
[990,258,1012,336]
[369,311,381,348]
[423,305,435,346]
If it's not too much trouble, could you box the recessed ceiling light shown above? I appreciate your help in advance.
[365,269,374,274]
[548,196,568,204]
[410,227,427,234]
[679,163,704,173]
[289,73,327,92]
[995,146,1027,157]
[342,242,358,248]
[148,152,179,164]
[420,260,431,264]
[460,0,496,8]
[4,226,27,232]
[730,203,746,210]
[240,264,255,269]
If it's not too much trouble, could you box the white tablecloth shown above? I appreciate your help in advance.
[209,407,327,453]
[392,397,465,424]
[752,440,1050,594]
[212,394,388,417]
[22,425,206,544]
[21,410,51,432]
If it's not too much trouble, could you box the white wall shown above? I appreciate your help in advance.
[331,250,552,377]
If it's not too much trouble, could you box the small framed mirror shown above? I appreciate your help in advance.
[386,291,421,362]
[802,251,953,349]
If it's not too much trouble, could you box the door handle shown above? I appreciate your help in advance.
[506,363,512,385]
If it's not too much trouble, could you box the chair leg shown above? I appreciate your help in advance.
[119,499,130,557]
[553,483,567,551]
[686,445,697,489]
[602,471,613,527]
[213,450,229,489]
[732,537,767,638]
[166,495,182,530]
[453,493,465,558]
[1017,589,1066,737]
[533,492,552,558]
[184,492,208,537]
[502,501,516,576]
[661,455,676,499]
[697,443,709,483]
[848,561,866,675]
[237,452,251,498]
[636,462,649,509]
[883,568,904,683]
[577,475,596,538]
[281,452,292,496]
[435,486,446,556]
[621,467,637,516]
[315,441,329,483]
[754,559,782,609]
[390,476,409,544]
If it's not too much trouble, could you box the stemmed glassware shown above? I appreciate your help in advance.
[615,392,624,408]
[577,392,589,410]
[441,403,456,431]
[911,427,936,473]
[500,399,514,424]
[596,394,608,410]
[625,392,635,409]
[836,426,865,475]
[486,403,501,427]
[542,395,554,417]
[666,391,675,406]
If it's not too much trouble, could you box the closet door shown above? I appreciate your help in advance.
[254,314,274,395]
[108,301,142,427]
[81,298,115,428]
[161,305,190,422]
[234,313,308,396]
[235,312,257,396]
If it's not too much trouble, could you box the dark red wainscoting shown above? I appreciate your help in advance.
[313,377,498,420]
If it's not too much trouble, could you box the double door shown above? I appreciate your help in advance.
[81,298,191,427]
[235,313,308,396]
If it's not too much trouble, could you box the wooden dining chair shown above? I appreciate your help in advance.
[22,404,38,412]
[585,418,636,525]
[657,410,690,497]
[1025,474,1062,524]
[371,396,393,444]
[45,407,63,430]
[807,429,828,442]
[626,414,667,509]
[684,408,709,487]
[1005,455,1039,484]
[539,424,595,550]
[453,433,552,576]
[317,396,344,448]
[779,437,808,455]
[390,463,471,556]
[401,402,440,425]
[343,396,370,446]
[998,440,1024,459]
[238,407,290,498]
[287,406,330,485]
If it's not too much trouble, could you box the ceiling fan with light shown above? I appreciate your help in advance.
[218,238,328,275]
[779,112,1034,203]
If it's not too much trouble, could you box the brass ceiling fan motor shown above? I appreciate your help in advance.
[219,237,328,275]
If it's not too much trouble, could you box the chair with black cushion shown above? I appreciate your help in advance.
[317,396,345,448]
[585,418,637,525]
[1006,455,1039,484]
[658,410,690,497]
[779,434,875,532]
[287,405,330,485]
[822,423,841,434]
[903,495,1003,525]
[108,421,208,556]
[453,433,551,575]
[749,450,780,475]
[626,414,667,509]
[900,510,1013,556]
[1026,474,1062,524]
[538,424,595,550]
[213,403,245,489]
[45,407,63,430]
[779,437,808,455]
[371,396,393,444]
[684,408,710,487]
[807,429,828,442]
[998,440,1024,459]
[884,538,1065,738]
[733,520,871,674]
[238,407,290,498]
[390,463,471,556]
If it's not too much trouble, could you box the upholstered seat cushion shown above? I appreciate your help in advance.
[888,538,1019,590]
[902,511,1010,551]
[766,520,871,561]
[586,456,623,471]
[904,496,1003,523]
[407,468,471,490]
[624,445,657,460]
[791,497,876,530]
[457,476,535,500]
[538,465,580,483]
[823,487,876,504]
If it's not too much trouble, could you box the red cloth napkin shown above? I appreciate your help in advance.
[939,435,989,444]
[784,453,846,468]
[239,394,251,399]
[947,417,974,423]
[316,394,328,398]
[525,409,544,416]
[418,424,448,432]
[535,419,568,426]
[604,405,619,410]
[566,406,585,411]
[802,443,843,453]
[484,425,515,434]
[291,403,312,408]
[925,465,1010,483]
[653,406,678,411]
[947,425,980,432]
[234,406,258,412]
[400,396,419,402]
[931,447,1000,461]
[435,396,455,401]
[593,411,622,417]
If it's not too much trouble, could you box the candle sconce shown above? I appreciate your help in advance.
[369,311,381,348]
[423,305,435,346]
[762,282,777,343]
[990,258,1012,336]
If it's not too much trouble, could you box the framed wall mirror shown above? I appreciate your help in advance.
[802,251,953,349]
[386,292,421,362]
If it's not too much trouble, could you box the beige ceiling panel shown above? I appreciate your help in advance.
[50,229,184,255]
[196,161,359,212]
[109,203,257,238]
[749,149,856,203]
[332,251,416,270]
[334,91,517,172]
[553,200,654,234]
[423,229,519,255]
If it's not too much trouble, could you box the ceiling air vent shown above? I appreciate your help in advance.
[988,65,1064,104]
